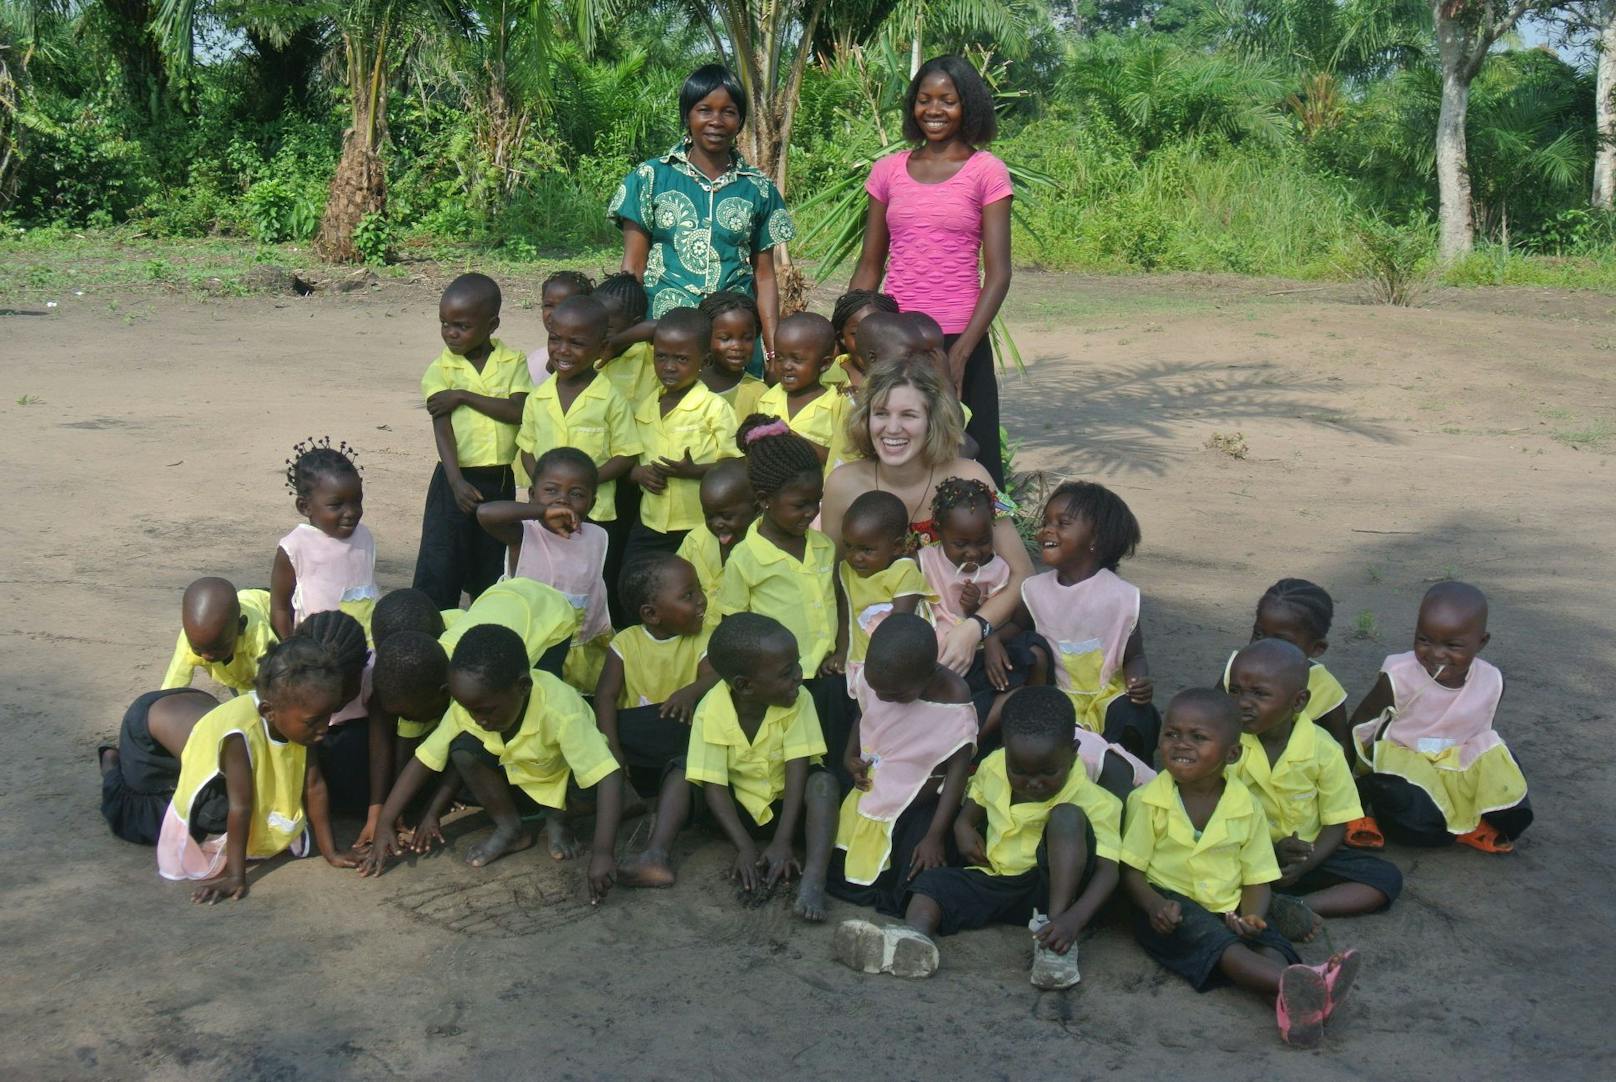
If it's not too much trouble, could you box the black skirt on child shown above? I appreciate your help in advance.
[827,791,958,918]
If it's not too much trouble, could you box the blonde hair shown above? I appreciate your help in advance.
[843,359,967,466]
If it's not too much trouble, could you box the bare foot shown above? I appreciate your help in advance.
[794,874,828,922]
[465,823,532,867]
[618,849,676,888]
[1269,892,1324,944]
[544,814,578,861]
[97,745,120,775]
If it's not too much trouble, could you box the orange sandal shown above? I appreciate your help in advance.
[1345,816,1385,850]
[1456,821,1514,854]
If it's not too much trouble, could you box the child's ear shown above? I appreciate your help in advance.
[295,494,309,517]
[1477,630,1491,652]
[1308,637,1328,658]
[638,601,659,626]
[490,314,501,332]
[237,614,248,635]
[1292,687,1312,717]
[516,673,534,696]
[1224,740,1243,765]
[730,674,754,697]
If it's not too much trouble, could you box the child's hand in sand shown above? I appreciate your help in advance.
[192,871,247,905]
[731,843,761,892]
[1223,911,1267,938]
[660,683,703,723]
[907,832,948,881]
[411,814,445,854]
[954,821,988,867]
[358,828,404,877]
[1148,898,1182,934]
[542,505,580,536]
[982,635,1013,691]
[761,839,800,886]
[324,848,362,870]
[1126,675,1154,704]
[588,852,616,904]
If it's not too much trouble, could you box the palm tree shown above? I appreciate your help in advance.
[885,0,1032,76]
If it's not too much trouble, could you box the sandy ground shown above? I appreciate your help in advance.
[1,270,1613,1080]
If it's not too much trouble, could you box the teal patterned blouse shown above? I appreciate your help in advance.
[608,141,796,318]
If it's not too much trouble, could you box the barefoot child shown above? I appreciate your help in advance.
[1226,640,1402,944]
[756,312,849,472]
[828,288,899,393]
[839,490,929,690]
[1348,581,1532,852]
[683,613,839,921]
[1121,688,1360,1049]
[414,273,534,609]
[271,438,378,641]
[828,614,975,917]
[161,578,277,693]
[157,636,361,902]
[676,459,756,631]
[99,688,219,844]
[359,624,624,901]
[478,447,613,692]
[837,681,1120,988]
[525,269,593,384]
[698,291,767,420]
[1222,578,1351,748]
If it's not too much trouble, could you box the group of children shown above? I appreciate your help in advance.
[95,268,1534,1048]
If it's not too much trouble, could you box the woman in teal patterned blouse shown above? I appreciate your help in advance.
[608,64,795,373]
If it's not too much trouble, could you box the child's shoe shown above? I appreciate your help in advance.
[1275,964,1328,1048]
[1028,912,1080,989]
[1321,949,1362,1020]
[1456,821,1514,853]
[1344,816,1385,850]
[831,919,938,979]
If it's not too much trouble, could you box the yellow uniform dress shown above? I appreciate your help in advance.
[415,669,618,807]
[685,683,826,827]
[714,373,768,423]
[633,382,740,533]
[718,524,839,674]
[676,525,728,631]
[1121,772,1281,913]
[1222,652,1348,726]
[968,749,1123,876]
[160,589,278,692]
[839,558,930,672]
[609,624,711,707]
[515,373,641,521]
[1230,719,1361,843]
[156,694,308,879]
[597,342,659,413]
[756,383,851,476]
[420,338,534,468]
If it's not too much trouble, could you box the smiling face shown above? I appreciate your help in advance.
[687,87,741,158]
[842,514,904,577]
[773,321,833,393]
[531,459,596,525]
[761,473,823,538]
[439,294,498,357]
[547,304,607,380]
[709,309,757,379]
[1035,494,1096,571]
[869,384,931,467]
[742,632,804,708]
[448,670,532,735]
[937,503,994,570]
[653,328,706,393]
[1413,596,1490,686]
[645,559,707,637]
[913,71,963,144]
[1159,699,1242,785]
[1004,734,1076,803]
[261,683,343,746]
[298,471,364,539]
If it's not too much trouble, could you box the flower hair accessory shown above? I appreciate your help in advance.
[743,418,792,445]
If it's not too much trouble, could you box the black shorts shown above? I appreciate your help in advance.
[828,791,955,918]
[1281,846,1403,906]
[692,763,832,843]
[448,731,555,815]
[1131,888,1301,991]
[908,822,1099,937]
[316,716,371,815]
[100,689,192,845]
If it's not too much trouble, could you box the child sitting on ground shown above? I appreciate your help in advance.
[839,490,929,690]
[478,447,613,693]
[989,481,1158,761]
[99,688,220,845]
[676,459,756,631]
[1014,687,1154,805]
[698,291,767,420]
[828,614,975,918]
[919,477,1047,743]
[1121,688,1360,1049]
[625,307,740,565]
[1226,639,1402,943]
[359,624,624,901]
[156,635,360,903]
[525,269,593,384]
[683,613,839,921]
[836,679,1120,988]
[757,312,849,472]
[271,438,378,642]
[161,577,277,693]
[1221,578,1351,748]
[827,288,900,393]
[415,273,533,610]
[1348,581,1532,853]
[514,296,640,535]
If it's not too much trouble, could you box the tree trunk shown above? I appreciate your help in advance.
[1595,1,1616,209]
[911,25,922,77]
[99,0,169,121]
[1433,7,1478,262]
[315,28,391,263]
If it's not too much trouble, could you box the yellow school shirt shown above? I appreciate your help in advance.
[715,373,768,423]
[1223,652,1348,726]
[633,382,740,533]
[676,525,727,631]
[685,683,826,827]
[515,373,642,521]
[420,339,534,467]
[718,524,839,673]
[597,342,659,412]
[824,356,854,390]
[840,558,929,667]
[757,383,850,463]
[609,624,711,707]
[968,749,1123,877]
[169,694,307,859]
[1231,719,1362,844]
[1121,771,1281,913]
[415,668,618,808]
[161,589,278,692]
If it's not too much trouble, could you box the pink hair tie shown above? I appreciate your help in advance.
[744,419,792,445]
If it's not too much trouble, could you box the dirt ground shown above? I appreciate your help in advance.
[2,269,1613,1080]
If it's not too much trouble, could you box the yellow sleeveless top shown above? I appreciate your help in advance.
[170,694,307,859]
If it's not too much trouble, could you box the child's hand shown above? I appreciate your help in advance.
[358,828,404,878]
[982,635,1013,691]
[587,852,616,904]
[542,505,581,536]
[656,449,701,480]
[846,755,872,791]
[353,809,381,852]
[425,389,464,418]
[191,871,248,905]
[954,822,988,867]
[938,621,980,676]
[1149,898,1183,934]
[958,580,983,616]
[730,843,761,892]
[629,464,668,494]
[1126,674,1154,704]
[660,684,703,724]
[817,649,846,677]
[411,814,446,854]
[907,833,948,881]
[325,848,362,870]
[761,840,801,887]
[1275,834,1313,877]
[1034,911,1084,955]
[450,477,484,514]
[1223,911,1268,938]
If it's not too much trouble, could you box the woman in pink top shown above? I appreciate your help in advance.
[850,55,1013,487]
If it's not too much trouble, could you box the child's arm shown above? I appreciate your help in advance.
[952,797,989,866]
[1276,823,1345,885]
[410,772,461,854]
[593,651,627,765]
[598,453,636,483]
[704,783,762,891]
[761,757,809,886]
[433,415,484,514]
[654,448,718,481]
[304,758,361,869]
[474,500,531,547]
[908,746,973,881]
[843,715,869,790]
[355,706,396,850]
[585,770,624,904]
[1224,882,1272,937]
[269,547,297,641]
[1346,672,1393,760]
[661,662,720,723]
[357,757,441,877]
[891,594,920,616]
[604,320,656,359]
[819,566,849,677]
[160,634,197,690]
[982,598,1034,691]
[427,388,527,424]
[192,733,254,904]
[1040,853,1120,954]
[1122,625,1153,703]
[1122,865,1182,934]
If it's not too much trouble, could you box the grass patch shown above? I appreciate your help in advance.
[1551,419,1616,451]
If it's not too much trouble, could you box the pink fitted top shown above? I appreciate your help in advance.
[277,523,379,627]
[512,521,611,644]
[866,150,1014,334]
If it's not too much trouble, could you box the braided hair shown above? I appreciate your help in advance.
[1045,481,1140,571]
[594,272,648,325]
[543,269,594,296]
[930,476,994,524]
[254,635,345,707]
[284,437,361,500]
[294,610,370,684]
[831,289,899,338]
[1257,578,1335,640]
[698,290,760,330]
[737,414,820,499]
[619,552,685,620]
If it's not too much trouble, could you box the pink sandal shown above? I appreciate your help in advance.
[1322,949,1362,1020]
[1276,964,1328,1048]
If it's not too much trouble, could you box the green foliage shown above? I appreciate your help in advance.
[352,212,392,265]
[1351,211,1434,304]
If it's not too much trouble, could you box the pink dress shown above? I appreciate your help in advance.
[865,151,1014,334]
[513,521,611,645]
[1074,727,1155,789]
[1021,568,1138,734]
[917,543,1010,652]
[277,523,379,627]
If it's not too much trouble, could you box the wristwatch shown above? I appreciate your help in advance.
[969,614,993,641]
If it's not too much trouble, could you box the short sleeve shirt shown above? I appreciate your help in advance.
[684,683,826,827]
[609,624,711,708]
[968,749,1123,877]
[608,142,796,318]
[718,524,839,673]
[161,589,278,691]
[1121,773,1281,913]
[516,373,642,521]
[633,382,740,533]
[1230,719,1362,843]
[420,339,534,467]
